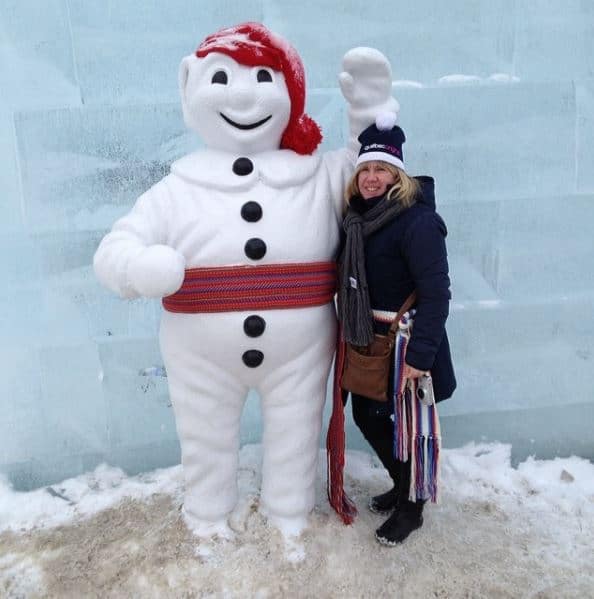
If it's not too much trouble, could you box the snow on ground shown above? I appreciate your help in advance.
[1,443,593,598]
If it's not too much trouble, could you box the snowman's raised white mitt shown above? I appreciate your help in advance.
[126,245,186,298]
[339,48,400,150]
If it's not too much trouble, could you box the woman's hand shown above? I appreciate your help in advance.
[403,363,426,380]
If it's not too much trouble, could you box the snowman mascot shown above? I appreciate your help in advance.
[94,22,398,538]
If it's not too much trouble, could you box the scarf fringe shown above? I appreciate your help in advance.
[326,331,358,524]
[392,312,442,503]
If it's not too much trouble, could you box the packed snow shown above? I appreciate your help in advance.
[1,443,593,598]
[437,74,520,85]
[391,73,521,89]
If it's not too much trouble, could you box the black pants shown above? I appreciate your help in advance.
[351,393,410,488]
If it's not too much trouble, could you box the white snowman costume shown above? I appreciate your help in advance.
[94,23,398,538]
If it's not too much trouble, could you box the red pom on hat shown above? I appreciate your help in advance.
[196,22,322,155]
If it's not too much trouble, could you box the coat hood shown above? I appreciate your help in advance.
[414,176,436,211]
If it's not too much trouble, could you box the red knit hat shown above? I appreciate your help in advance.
[196,22,322,155]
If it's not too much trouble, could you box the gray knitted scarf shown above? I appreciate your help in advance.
[338,196,404,346]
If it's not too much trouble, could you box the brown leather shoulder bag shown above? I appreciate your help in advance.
[341,292,417,401]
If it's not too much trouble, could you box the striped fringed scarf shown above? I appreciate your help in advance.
[326,329,357,524]
[393,311,441,503]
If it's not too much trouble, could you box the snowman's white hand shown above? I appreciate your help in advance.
[340,47,397,110]
[338,71,355,103]
[339,47,400,149]
[127,245,186,298]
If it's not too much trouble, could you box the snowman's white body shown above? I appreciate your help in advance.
[94,42,397,537]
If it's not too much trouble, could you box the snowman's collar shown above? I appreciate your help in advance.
[171,149,322,191]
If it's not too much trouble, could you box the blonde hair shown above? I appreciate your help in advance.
[345,162,420,209]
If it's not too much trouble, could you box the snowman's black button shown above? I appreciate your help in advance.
[241,201,262,222]
[242,350,264,368]
[243,315,266,337]
[245,238,266,260]
[233,157,254,176]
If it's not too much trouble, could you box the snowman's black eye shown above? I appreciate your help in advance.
[257,69,273,83]
[211,70,228,85]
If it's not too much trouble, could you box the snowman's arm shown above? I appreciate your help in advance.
[322,148,356,223]
[93,178,177,298]
[340,47,400,153]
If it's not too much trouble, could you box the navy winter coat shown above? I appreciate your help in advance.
[349,176,456,401]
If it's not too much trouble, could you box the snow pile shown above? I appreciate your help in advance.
[1,443,593,598]
[0,463,183,533]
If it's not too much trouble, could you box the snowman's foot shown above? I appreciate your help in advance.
[264,511,309,539]
[182,509,234,540]
[261,511,308,562]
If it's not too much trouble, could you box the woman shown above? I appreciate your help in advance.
[337,113,456,545]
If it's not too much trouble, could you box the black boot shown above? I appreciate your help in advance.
[368,486,398,514]
[375,499,425,546]
[375,459,425,545]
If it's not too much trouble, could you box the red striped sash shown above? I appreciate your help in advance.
[162,261,337,313]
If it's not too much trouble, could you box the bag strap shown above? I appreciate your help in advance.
[387,291,417,337]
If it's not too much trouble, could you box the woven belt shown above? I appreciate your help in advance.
[162,262,337,313]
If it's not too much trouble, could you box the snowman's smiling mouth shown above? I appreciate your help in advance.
[220,113,272,130]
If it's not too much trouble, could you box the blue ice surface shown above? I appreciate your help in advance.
[1,1,593,489]
[577,80,594,192]
[67,0,264,104]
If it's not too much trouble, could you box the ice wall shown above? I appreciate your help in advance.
[2,1,593,489]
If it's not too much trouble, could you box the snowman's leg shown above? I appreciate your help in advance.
[258,345,333,537]
[164,352,247,538]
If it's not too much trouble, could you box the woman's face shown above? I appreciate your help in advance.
[357,161,397,200]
